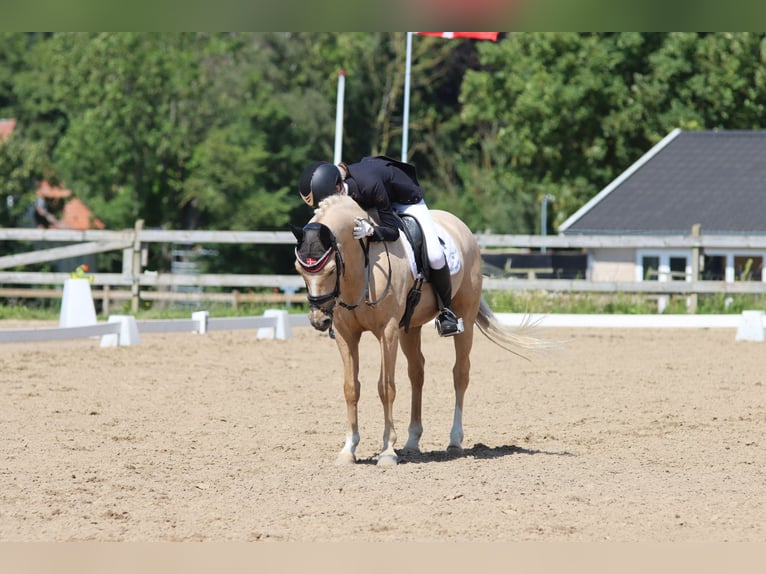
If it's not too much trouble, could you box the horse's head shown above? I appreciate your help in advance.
[292,195,369,332]
[292,220,341,332]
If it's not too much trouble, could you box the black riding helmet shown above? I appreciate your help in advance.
[299,161,341,208]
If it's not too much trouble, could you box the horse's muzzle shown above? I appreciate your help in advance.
[309,307,333,332]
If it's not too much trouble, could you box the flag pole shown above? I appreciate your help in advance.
[401,32,413,162]
[334,69,346,164]
[401,32,498,162]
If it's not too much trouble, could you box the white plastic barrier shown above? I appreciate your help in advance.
[0,322,120,344]
[256,309,291,340]
[735,310,765,342]
[100,315,142,347]
[192,311,209,334]
[0,309,307,345]
[495,313,745,329]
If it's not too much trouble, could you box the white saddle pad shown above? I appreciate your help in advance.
[399,223,462,280]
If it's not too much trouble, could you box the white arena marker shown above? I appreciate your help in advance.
[100,315,141,347]
[735,310,765,342]
[192,311,209,334]
[59,278,97,328]
[257,309,291,340]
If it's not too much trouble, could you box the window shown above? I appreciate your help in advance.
[702,255,726,281]
[734,255,763,282]
[669,257,687,281]
[642,256,660,281]
[637,252,689,282]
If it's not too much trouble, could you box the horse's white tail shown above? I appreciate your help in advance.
[475,297,557,359]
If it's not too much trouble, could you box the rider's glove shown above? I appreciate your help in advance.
[352,217,375,239]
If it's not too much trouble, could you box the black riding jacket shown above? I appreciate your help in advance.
[345,156,424,242]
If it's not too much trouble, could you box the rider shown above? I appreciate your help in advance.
[298,156,464,337]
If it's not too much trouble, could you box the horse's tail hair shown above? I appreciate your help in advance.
[475,297,559,360]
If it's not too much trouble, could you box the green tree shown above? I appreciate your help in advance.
[0,33,53,228]
[0,33,32,118]
[0,129,51,227]
[634,32,766,138]
[45,33,215,229]
[457,33,665,233]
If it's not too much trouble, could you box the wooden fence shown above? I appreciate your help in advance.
[2,222,766,312]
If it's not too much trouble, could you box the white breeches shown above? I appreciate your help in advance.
[393,199,446,269]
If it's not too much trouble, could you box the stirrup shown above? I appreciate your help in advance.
[435,309,464,337]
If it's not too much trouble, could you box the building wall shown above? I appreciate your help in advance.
[589,247,766,283]
[589,248,636,282]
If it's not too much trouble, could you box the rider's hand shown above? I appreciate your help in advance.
[353,217,375,239]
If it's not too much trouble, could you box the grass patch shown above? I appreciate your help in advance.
[113,300,310,320]
[2,291,766,321]
[482,291,766,314]
[0,298,310,322]
[0,303,62,321]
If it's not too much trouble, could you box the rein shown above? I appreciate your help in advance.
[350,233,392,309]
[296,223,393,313]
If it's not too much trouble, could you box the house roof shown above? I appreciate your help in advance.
[0,118,16,142]
[62,197,105,230]
[560,129,766,236]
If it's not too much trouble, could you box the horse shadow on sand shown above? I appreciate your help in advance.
[357,442,575,465]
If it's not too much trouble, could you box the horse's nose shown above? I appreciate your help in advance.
[309,308,333,332]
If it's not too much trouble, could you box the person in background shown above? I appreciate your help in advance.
[34,190,60,228]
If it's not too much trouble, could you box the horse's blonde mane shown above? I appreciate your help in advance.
[313,193,350,219]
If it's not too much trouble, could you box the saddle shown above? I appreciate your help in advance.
[397,213,431,333]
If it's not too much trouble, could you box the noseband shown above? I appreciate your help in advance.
[295,222,392,314]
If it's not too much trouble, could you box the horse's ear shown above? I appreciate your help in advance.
[319,224,334,247]
[289,223,304,242]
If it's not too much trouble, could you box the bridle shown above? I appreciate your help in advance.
[295,222,392,315]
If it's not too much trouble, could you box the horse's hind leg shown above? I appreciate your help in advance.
[399,326,425,454]
[448,321,474,456]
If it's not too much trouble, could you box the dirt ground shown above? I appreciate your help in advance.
[0,319,763,542]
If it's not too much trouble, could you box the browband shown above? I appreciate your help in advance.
[295,245,334,273]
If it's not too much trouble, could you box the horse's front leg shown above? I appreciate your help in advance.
[334,330,362,465]
[376,320,400,466]
[399,326,425,454]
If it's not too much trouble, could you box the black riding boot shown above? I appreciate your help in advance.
[430,264,464,337]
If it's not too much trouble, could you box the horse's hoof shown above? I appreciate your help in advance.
[445,445,464,458]
[376,453,398,467]
[401,446,421,457]
[335,452,356,466]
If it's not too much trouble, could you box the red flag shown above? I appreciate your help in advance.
[417,32,499,42]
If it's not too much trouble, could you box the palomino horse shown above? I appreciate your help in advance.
[292,194,548,466]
